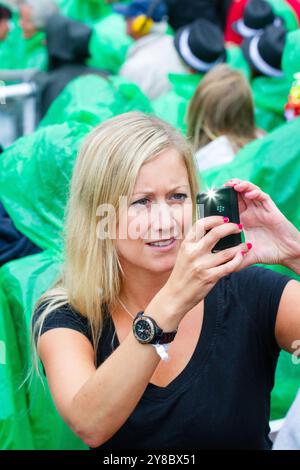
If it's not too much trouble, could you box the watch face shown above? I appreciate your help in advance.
[133,318,155,344]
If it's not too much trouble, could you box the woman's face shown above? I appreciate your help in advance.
[0,19,10,41]
[116,148,193,274]
[19,5,37,39]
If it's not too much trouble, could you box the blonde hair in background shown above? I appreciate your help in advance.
[30,112,199,379]
[187,64,257,153]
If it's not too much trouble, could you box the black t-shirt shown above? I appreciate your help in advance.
[33,266,292,450]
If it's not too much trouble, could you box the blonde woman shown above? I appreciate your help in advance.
[32,112,300,450]
[187,64,262,172]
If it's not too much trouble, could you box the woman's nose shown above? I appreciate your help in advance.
[150,203,176,233]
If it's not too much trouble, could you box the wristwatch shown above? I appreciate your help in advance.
[132,311,177,345]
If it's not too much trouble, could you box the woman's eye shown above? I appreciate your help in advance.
[131,197,150,206]
[171,193,188,201]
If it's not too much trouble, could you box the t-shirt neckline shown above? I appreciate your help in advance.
[107,281,220,399]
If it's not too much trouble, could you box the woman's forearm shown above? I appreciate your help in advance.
[71,331,161,448]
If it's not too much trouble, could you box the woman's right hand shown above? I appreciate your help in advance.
[147,216,251,330]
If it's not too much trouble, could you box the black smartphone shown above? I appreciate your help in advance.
[196,186,241,252]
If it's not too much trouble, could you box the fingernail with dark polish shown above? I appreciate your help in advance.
[241,251,246,256]
[223,216,229,223]
[247,243,252,250]
[237,223,243,230]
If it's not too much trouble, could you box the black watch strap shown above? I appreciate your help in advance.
[156,331,177,345]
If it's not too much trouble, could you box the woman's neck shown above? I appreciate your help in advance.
[118,265,172,314]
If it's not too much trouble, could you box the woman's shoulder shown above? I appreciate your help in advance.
[225,265,292,299]
[32,300,91,342]
[222,266,293,354]
[228,265,292,286]
[224,265,292,326]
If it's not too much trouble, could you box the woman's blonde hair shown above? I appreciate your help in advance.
[187,64,256,153]
[31,112,199,374]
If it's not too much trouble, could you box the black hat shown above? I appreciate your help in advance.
[0,3,12,20]
[242,24,287,77]
[233,0,281,38]
[46,14,92,69]
[174,19,226,73]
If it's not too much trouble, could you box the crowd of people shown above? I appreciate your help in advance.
[0,0,300,452]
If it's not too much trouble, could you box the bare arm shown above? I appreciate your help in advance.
[275,277,300,355]
[39,324,161,448]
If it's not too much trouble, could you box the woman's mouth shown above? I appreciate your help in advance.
[145,237,177,252]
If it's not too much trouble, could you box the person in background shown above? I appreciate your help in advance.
[187,64,262,172]
[241,23,290,131]
[152,18,229,131]
[241,22,287,79]
[19,0,59,39]
[117,0,227,100]
[225,0,298,45]
[0,2,12,41]
[115,0,182,99]
[0,202,42,267]
[36,14,109,118]
[232,0,281,42]
[164,0,223,31]
[0,143,42,265]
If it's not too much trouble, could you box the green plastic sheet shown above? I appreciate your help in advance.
[251,29,300,133]
[282,29,300,80]
[0,284,34,449]
[55,0,112,23]
[153,73,203,134]
[0,251,88,449]
[88,13,133,74]
[40,74,153,128]
[199,116,300,419]
[0,21,47,71]
[252,77,291,132]
[0,122,91,253]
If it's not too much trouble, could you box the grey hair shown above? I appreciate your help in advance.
[22,0,59,29]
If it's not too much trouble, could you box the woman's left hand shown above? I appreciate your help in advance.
[224,179,300,270]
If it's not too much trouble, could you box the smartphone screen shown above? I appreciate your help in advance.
[196,186,241,252]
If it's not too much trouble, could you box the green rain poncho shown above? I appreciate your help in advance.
[88,13,133,74]
[152,73,202,134]
[251,29,300,133]
[40,74,153,128]
[0,122,90,252]
[152,44,251,135]
[0,250,88,450]
[0,284,34,449]
[0,15,47,72]
[55,0,112,23]
[199,116,300,419]
[0,121,92,449]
